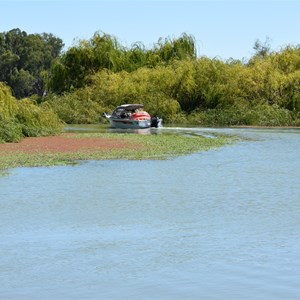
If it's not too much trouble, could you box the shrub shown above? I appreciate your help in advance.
[0,83,63,143]
[16,99,63,136]
[187,105,295,127]
[0,83,18,119]
[0,118,23,143]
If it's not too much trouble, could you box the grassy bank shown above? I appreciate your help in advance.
[0,132,233,170]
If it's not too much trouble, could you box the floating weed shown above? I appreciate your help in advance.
[0,132,235,170]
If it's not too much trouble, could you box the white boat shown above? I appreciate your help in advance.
[103,104,162,129]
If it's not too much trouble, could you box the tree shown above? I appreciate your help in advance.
[9,69,35,99]
[253,37,272,58]
[0,28,64,98]
[48,32,197,94]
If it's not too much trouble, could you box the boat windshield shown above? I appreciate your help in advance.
[112,108,126,118]
[112,105,143,118]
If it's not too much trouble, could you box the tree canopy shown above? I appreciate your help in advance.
[48,32,197,93]
[0,28,64,98]
[0,28,299,129]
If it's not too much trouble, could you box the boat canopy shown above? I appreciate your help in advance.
[115,104,144,111]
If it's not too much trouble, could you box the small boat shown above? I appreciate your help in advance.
[103,104,162,129]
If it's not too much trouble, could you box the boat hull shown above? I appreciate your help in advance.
[109,118,151,129]
[103,104,162,129]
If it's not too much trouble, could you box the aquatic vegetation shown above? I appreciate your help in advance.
[0,132,233,170]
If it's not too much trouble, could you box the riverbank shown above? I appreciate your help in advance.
[0,132,232,170]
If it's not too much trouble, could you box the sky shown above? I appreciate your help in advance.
[1,0,300,60]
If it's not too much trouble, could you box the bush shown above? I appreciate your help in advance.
[0,83,18,119]
[0,83,63,143]
[16,99,63,136]
[0,118,23,143]
[187,105,296,127]
[47,89,104,124]
[244,104,293,126]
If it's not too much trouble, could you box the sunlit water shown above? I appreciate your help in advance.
[1,127,300,299]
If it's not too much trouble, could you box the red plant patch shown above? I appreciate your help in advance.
[0,134,140,154]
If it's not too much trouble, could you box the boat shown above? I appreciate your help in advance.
[103,104,162,129]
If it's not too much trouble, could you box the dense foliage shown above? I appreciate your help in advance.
[48,32,196,93]
[0,29,300,136]
[47,43,300,126]
[0,28,64,98]
[0,82,63,143]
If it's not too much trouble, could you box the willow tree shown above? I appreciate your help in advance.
[0,82,18,119]
[48,32,198,94]
[153,33,197,62]
[269,46,300,110]
[0,82,63,142]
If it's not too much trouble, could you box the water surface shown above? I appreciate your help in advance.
[1,127,300,299]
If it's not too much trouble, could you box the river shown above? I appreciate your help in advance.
[0,127,299,299]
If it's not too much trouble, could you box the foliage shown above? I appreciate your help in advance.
[0,28,64,98]
[1,29,300,128]
[48,32,197,94]
[16,99,63,136]
[187,104,295,127]
[0,83,63,143]
[0,118,23,143]
[253,37,272,58]
[46,44,300,126]
[0,82,18,119]
[46,88,104,124]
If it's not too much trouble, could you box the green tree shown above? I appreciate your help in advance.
[48,32,197,94]
[0,28,64,98]
[9,69,35,99]
[253,37,272,58]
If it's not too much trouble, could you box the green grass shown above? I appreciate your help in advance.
[0,132,234,170]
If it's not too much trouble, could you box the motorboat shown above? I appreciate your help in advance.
[103,104,162,129]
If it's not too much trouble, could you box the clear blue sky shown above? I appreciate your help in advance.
[1,0,299,60]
